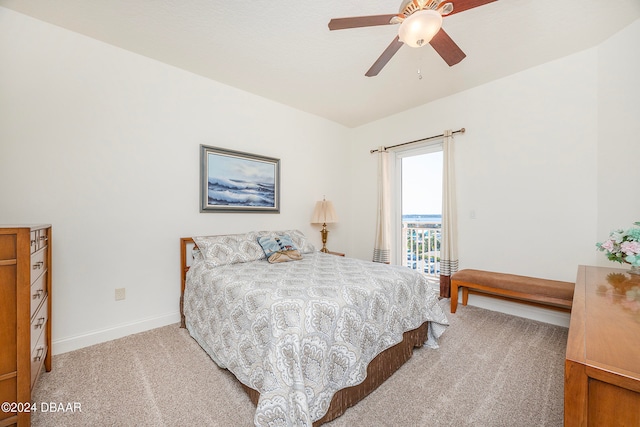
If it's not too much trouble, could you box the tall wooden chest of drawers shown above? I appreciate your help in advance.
[0,225,52,427]
[565,265,640,426]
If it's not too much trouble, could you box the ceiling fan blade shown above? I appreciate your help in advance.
[328,14,398,31]
[448,0,497,16]
[366,36,404,77]
[429,29,466,66]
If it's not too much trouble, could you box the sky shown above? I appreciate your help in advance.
[402,151,442,215]
[208,152,275,184]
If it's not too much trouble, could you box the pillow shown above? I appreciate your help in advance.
[192,248,203,262]
[282,229,316,254]
[194,232,265,267]
[256,229,316,254]
[258,235,303,263]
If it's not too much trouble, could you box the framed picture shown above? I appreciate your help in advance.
[200,145,280,213]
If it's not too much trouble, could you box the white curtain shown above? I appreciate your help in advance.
[373,147,391,263]
[439,130,459,297]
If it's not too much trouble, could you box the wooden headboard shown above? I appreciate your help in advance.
[180,237,197,328]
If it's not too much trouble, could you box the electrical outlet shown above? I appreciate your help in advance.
[115,288,126,301]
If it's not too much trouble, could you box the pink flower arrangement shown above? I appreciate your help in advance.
[596,221,640,267]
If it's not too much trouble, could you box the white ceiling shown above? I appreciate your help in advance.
[2,0,639,128]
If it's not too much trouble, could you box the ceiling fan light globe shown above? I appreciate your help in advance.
[398,9,443,48]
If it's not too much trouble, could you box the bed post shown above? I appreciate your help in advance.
[180,237,194,328]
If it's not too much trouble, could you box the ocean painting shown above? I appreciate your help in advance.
[200,145,280,212]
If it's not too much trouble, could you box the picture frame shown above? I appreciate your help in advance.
[200,145,280,213]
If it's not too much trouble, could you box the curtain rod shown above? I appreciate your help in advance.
[369,128,466,154]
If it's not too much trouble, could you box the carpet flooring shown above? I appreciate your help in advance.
[31,300,568,426]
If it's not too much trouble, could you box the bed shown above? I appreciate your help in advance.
[180,230,448,426]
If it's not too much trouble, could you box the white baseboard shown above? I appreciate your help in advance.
[460,293,571,328]
[52,311,181,355]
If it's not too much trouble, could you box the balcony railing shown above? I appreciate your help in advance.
[402,222,441,277]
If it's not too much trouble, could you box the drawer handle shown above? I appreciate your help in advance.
[34,347,44,362]
[31,239,37,246]
[35,317,46,329]
[39,236,47,241]
[32,289,44,300]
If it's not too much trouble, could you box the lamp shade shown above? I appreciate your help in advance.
[311,199,338,224]
[398,9,443,48]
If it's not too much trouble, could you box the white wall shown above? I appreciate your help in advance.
[0,8,350,353]
[348,49,600,280]
[596,19,640,256]
[347,20,640,326]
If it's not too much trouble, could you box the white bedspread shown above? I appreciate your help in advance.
[184,251,448,426]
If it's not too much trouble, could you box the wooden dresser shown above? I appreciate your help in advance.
[0,225,52,427]
[565,265,640,426]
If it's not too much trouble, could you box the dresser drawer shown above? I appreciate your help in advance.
[31,297,48,353]
[30,328,47,390]
[30,272,47,320]
[30,247,47,284]
[30,229,49,253]
[30,230,38,254]
[36,228,48,252]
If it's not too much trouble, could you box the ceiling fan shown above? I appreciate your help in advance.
[328,0,497,77]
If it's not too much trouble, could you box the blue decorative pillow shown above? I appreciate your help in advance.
[258,235,303,263]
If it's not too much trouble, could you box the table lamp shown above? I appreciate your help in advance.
[311,197,338,253]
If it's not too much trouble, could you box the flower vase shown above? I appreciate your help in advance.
[629,265,640,276]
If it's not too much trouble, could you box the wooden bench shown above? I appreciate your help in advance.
[450,269,574,314]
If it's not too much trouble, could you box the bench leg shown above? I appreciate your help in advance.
[451,282,459,313]
[462,287,469,306]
